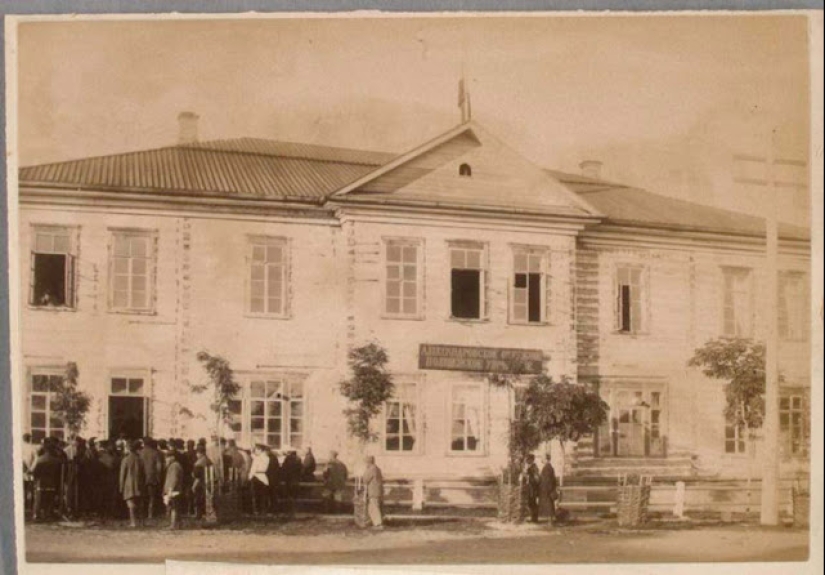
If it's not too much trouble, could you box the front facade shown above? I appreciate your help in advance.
[16,121,811,480]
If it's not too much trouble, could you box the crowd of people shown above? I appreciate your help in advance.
[21,432,359,529]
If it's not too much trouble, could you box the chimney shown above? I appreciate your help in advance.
[177,111,199,145]
[579,159,603,180]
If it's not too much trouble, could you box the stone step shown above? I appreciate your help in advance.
[574,457,692,468]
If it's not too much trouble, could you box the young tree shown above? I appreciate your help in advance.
[339,343,394,443]
[193,351,240,438]
[51,362,91,437]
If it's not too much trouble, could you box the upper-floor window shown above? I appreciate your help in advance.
[722,267,753,337]
[450,383,483,453]
[449,241,487,320]
[614,265,646,333]
[779,272,807,341]
[110,230,155,312]
[248,237,288,317]
[30,226,75,308]
[28,370,65,443]
[511,247,549,324]
[230,377,304,450]
[384,381,419,453]
[384,239,423,318]
[459,163,472,177]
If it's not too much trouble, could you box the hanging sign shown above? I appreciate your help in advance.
[418,344,544,374]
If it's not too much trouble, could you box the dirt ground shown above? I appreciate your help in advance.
[24,514,810,564]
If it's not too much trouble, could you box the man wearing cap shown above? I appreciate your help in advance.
[120,440,146,528]
[362,455,384,529]
[140,437,165,519]
[322,450,348,514]
[163,447,184,529]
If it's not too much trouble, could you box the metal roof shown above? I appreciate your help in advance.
[546,169,809,241]
[19,138,395,201]
[18,135,809,241]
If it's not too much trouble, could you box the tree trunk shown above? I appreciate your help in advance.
[558,438,566,488]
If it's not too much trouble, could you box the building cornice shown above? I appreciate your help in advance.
[580,224,810,257]
[19,184,336,224]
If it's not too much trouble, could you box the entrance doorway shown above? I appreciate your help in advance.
[596,384,666,457]
[107,374,149,440]
[109,396,145,440]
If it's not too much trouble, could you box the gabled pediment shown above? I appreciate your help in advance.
[334,122,601,218]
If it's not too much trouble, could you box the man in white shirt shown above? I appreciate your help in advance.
[248,444,270,515]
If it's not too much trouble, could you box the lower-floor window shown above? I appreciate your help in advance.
[385,382,418,452]
[232,377,304,450]
[29,372,65,443]
[724,421,748,454]
[780,394,809,456]
[450,384,483,453]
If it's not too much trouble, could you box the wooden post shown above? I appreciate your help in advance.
[673,481,686,519]
[760,130,780,526]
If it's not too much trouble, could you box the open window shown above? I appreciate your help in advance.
[615,265,646,334]
[511,247,549,324]
[449,242,486,320]
[30,226,75,308]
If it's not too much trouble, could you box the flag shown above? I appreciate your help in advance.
[458,78,466,108]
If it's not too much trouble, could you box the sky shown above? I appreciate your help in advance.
[14,14,813,223]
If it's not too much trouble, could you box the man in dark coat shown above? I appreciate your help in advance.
[31,444,62,521]
[97,441,121,519]
[163,448,184,529]
[120,440,146,527]
[265,448,281,513]
[322,450,348,514]
[191,444,212,520]
[539,453,559,525]
[523,454,540,523]
[281,450,302,515]
[140,437,165,519]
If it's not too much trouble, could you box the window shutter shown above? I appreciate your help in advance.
[29,252,36,305]
[65,254,76,308]
[544,253,552,323]
[614,274,622,330]
[483,268,490,319]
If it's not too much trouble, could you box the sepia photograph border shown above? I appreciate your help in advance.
[2,4,823,575]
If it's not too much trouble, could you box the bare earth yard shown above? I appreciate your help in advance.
[24,515,809,564]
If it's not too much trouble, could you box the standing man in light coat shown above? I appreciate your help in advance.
[120,440,146,528]
[361,455,384,529]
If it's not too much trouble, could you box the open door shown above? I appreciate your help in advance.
[109,396,145,440]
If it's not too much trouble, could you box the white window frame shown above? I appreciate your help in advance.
[778,272,807,341]
[780,393,809,457]
[614,263,648,334]
[382,379,423,455]
[724,420,749,455]
[108,228,157,314]
[246,236,290,319]
[509,245,551,325]
[106,369,152,438]
[234,374,306,451]
[447,240,488,321]
[26,367,67,443]
[382,237,425,320]
[721,266,754,338]
[447,382,487,456]
[29,225,78,310]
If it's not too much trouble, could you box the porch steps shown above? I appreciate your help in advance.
[569,457,694,478]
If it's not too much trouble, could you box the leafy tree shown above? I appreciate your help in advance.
[339,343,394,443]
[193,351,240,438]
[523,375,609,483]
[688,337,771,432]
[51,362,91,437]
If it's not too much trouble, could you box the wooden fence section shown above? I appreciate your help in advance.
[296,475,806,516]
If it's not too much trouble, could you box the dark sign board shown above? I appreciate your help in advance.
[418,344,544,374]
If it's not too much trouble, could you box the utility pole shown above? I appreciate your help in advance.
[760,128,780,526]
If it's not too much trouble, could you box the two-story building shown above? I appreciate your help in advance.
[15,118,811,480]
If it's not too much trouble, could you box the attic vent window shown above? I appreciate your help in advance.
[459,163,472,177]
